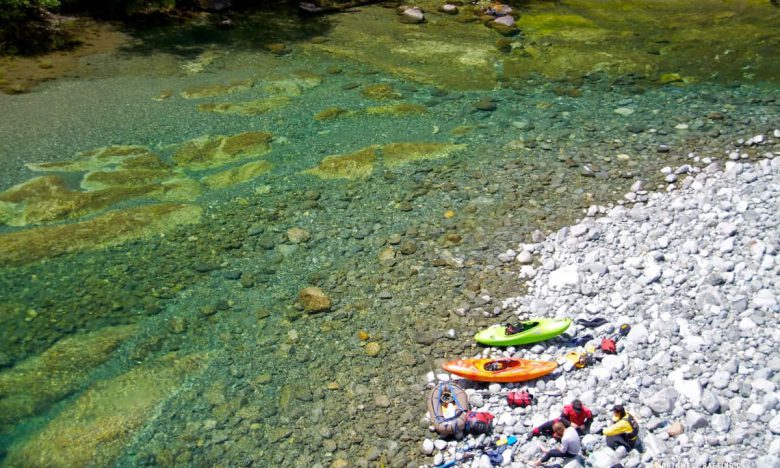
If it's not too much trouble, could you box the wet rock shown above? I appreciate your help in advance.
[201,160,272,188]
[365,342,381,357]
[412,332,436,345]
[399,7,425,24]
[168,317,187,334]
[240,274,255,288]
[438,3,458,14]
[266,43,290,55]
[474,99,497,112]
[223,270,242,280]
[3,353,208,466]
[0,204,202,266]
[173,132,272,170]
[495,38,512,53]
[378,246,396,262]
[287,227,311,244]
[399,240,417,255]
[258,235,276,250]
[0,325,137,428]
[488,15,518,36]
[0,351,11,368]
[193,262,218,273]
[298,287,331,313]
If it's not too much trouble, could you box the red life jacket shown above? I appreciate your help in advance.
[562,404,593,427]
[507,390,534,408]
[465,411,494,435]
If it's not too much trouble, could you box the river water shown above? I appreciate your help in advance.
[0,1,778,466]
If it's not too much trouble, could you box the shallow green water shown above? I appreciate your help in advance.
[0,1,778,466]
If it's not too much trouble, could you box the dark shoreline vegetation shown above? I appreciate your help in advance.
[0,0,414,57]
[0,0,304,55]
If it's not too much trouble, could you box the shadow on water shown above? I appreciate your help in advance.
[117,3,335,57]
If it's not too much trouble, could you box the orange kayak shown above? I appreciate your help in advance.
[442,357,557,383]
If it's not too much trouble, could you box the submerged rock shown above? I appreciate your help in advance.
[365,103,428,116]
[399,7,425,24]
[3,352,209,466]
[361,83,403,100]
[173,132,273,170]
[299,286,332,313]
[26,145,158,173]
[266,43,291,55]
[286,227,312,244]
[380,142,466,167]
[0,325,138,430]
[303,146,378,180]
[0,203,202,266]
[314,107,351,121]
[0,176,136,226]
[197,97,291,116]
[438,4,458,14]
[488,15,519,36]
[80,169,173,191]
[180,79,253,99]
[315,103,427,121]
[200,160,273,189]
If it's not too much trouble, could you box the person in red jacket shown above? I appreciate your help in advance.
[530,399,593,439]
[561,399,593,434]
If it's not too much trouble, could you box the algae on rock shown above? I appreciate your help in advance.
[380,142,466,166]
[26,146,161,173]
[365,103,428,116]
[201,160,273,189]
[197,96,291,116]
[0,203,203,266]
[0,325,138,431]
[180,79,254,99]
[303,146,379,180]
[304,5,499,90]
[173,132,273,170]
[3,352,210,467]
[303,142,467,179]
[80,169,174,191]
[0,176,161,226]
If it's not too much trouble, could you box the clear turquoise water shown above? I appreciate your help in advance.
[0,1,778,465]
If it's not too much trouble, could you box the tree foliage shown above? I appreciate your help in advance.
[0,0,61,22]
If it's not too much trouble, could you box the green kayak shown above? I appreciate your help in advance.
[475,318,572,346]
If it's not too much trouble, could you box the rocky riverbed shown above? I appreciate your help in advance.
[421,132,780,467]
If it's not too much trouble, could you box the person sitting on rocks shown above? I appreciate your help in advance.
[530,398,592,439]
[603,404,639,450]
[529,416,570,439]
[561,399,593,434]
[531,421,580,466]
